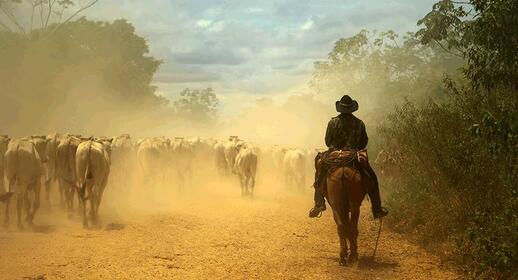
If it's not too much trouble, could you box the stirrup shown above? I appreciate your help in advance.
[373,207,388,219]
[309,205,325,218]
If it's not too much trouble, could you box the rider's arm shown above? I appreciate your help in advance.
[325,119,334,148]
[359,121,368,149]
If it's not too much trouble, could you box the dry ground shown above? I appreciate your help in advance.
[0,176,458,280]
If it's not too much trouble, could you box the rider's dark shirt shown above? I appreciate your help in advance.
[325,113,368,150]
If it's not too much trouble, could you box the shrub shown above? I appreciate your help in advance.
[379,87,518,279]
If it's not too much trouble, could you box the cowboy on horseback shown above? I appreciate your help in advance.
[309,95,388,219]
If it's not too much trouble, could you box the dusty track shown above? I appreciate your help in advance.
[0,179,457,280]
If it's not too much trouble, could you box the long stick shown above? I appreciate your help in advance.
[372,217,383,258]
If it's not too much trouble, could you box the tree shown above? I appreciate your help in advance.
[377,1,518,278]
[172,88,219,124]
[0,0,98,35]
[417,0,518,90]
[49,18,164,105]
[0,18,164,133]
[310,29,462,140]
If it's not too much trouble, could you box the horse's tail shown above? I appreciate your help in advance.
[341,167,350,211]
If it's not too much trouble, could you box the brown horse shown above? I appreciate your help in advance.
[323,150,370,265]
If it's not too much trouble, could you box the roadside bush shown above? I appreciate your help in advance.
[379,87,518,279]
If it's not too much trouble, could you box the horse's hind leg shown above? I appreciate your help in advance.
[332,210,349,266]
[348,208,360,262]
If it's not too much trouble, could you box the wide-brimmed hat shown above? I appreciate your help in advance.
[335,95,358,113]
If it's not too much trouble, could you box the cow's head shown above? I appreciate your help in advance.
[97,138,113,157]
[0,135,10,143]
[30,135,49,163]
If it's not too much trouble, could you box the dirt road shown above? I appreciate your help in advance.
[0,179,458,280]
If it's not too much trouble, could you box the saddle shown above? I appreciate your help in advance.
[318,149,368,172]
[314,149,370,190]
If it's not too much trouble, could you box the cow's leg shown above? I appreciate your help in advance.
[79,183,88,228]
[348,208,360,262]
[28,181,41,225]
[44,179,50,207]
[95,177,108,217]
[71,184,77,213]
[63,181,73,217]
[244,175,250,197]
[64,183,70,213]
[23,190,31,223]
[95,187,102,214]
[76,186,83,214]
[89,185,98,225]
[16,191,25,229]
[81,196,88,228]
[68,183,75,216]
[4,180,13,228]
[58,178,66,208]
[239,175,245,197]
[250,175,255,199]
[4,192,10,228]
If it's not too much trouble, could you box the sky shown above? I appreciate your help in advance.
[84,0,437,115]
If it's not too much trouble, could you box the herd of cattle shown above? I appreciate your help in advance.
[0,134,325,230]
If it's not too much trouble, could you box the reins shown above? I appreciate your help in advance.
[372,217,383,259]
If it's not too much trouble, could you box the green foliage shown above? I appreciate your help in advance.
[378,1,518,278]
[417,0,518,90]
[49,18,164,105]
[380,88,518,279]
[311,29,462,154]
[311,29,462,109]
[0,0,99,34]
[172,88,219,124]
[0,18,164,133]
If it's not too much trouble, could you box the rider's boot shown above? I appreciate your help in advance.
[309,186,326,218]
[365,166,388,219]
[309,151,328,218]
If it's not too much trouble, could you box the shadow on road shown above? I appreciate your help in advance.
[357,256,398,270]
[324,255,398,270]
[105,223,125,231]
[32,224,57,234]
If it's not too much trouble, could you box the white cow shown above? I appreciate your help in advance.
[171,138,193,191]
[0,135,11,202]
[137,137,169,185]
[4,138,45,228]
[272,146,287,177]
[110,134,134,185]
[224,138,244,174]
[56,135,82,214]
[76,140,111,228]
[44,133,61,205]
[234,146,258,198]
[214,141,228,176]
[283,149,307,191]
